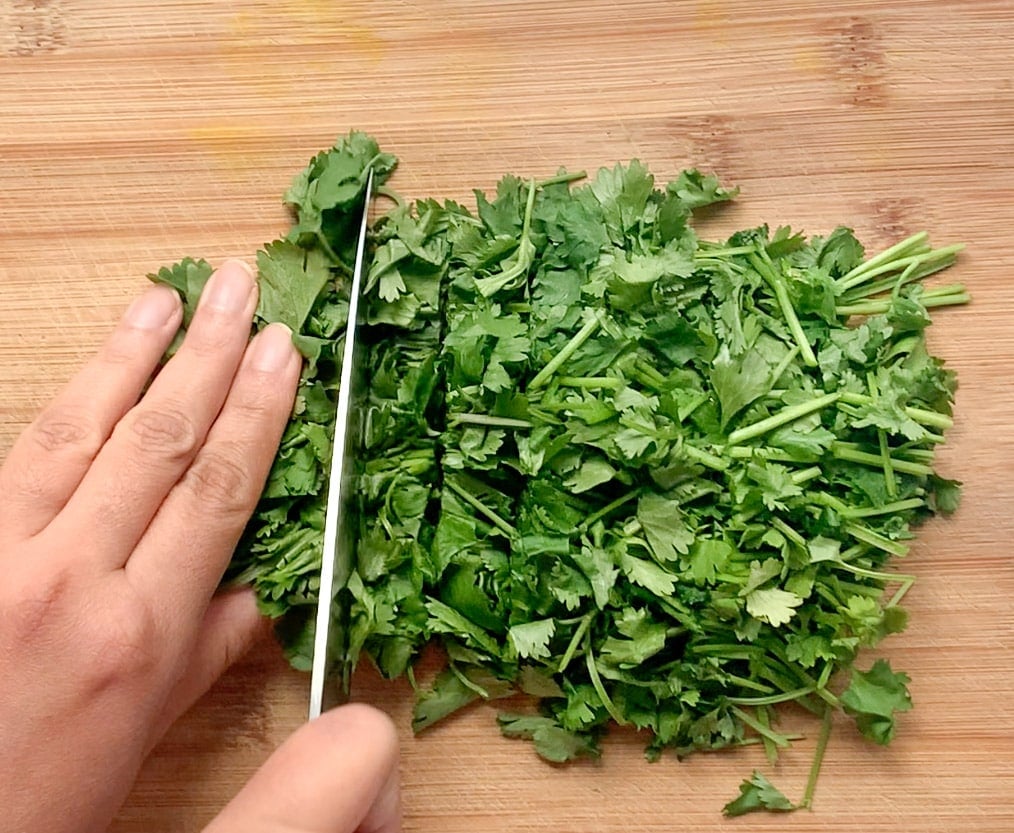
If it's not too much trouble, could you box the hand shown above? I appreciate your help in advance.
[0,260,400,833]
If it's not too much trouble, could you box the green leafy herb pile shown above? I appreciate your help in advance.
[151,131,966,815]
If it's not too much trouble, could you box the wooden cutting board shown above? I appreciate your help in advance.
[2,1,1012,830]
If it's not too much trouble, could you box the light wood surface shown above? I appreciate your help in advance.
[2,1,1013,830]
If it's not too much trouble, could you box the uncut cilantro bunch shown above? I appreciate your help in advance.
[151,132,967,815]
[150,132,400,663]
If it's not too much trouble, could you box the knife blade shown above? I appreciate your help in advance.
[308,168,374,720]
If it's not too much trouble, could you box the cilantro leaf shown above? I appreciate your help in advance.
[255,240,331,332]
[497,714,600,763]
[840,659,913,745]
[508,618,557,661]
[723,771,798,816]
[745,586,804,627]
[709,344,776,429]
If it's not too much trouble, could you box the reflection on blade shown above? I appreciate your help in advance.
[308,168,374,720]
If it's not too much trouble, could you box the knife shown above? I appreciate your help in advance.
[308,168,374,720]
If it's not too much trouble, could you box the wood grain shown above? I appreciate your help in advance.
[1,1,1012,830]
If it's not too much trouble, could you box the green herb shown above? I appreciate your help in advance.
[723,770,798,816]
[840,658,913,745]
[150,132,966,815]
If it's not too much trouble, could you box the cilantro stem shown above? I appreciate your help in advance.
[838,543,870,561]
[726,446,801,463]
[791,465,823,485]
[558,375,624,390]
[771,516,807,550]
[866,371,898,499]
[830,443,934,477]
[842,521,910,557]
[838,241,964,295]
[830,560,916,606]
[756,705,778,765]
[839,247,965,301]
[315,233,345,270]
[727,392,841,446]
[735,733,806,749]
[374,184,405,208]
[584,635,627,726]
[689,643,769,659]
[529,314,603,390]
[843,497,926,518]
[724,673,778,695]
[816,663,834,691]
[728,686,818,707]
[748,253,818,367]
[449,413,534,429]
[633,357,669,392]
[444,476,518,540]
[696,243,758,258]
[839,391,954,431]
[836,286,970,316]
[655,596,701,632]
[682,444,730,471]
[801,706,834,810]
[449,662,492,699]
[474,178,537,298]
[730,706,792,748]
[557,614,592,674]
[836,231,930,291]
[537,170,588,188]
[770,345,801,386]
[888,581,915,607]
[576,490,642,533]
[879,429,898,498]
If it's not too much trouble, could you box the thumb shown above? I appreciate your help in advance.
[203,703,402,833]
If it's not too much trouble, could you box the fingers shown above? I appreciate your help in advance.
[204,704,402,833]
[47,260,259,569]
[150,588,269,749]
[0,284,182,543]
[125,322,300,629]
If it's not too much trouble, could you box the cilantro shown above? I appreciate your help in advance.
[722,771,797,817]
[497,714,601,763]
[150,132,967,818]
[841,659,913,744]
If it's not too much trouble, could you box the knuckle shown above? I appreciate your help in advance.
[0,564,160,693]
[82,593,160,686]
[122,403,201,461]
[232,375,285,419]
[0,562,75,645]
[29,409,102,459]
[99,331,145,367]
[182,446,256,517]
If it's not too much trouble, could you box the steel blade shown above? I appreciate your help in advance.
[308,168,374,720]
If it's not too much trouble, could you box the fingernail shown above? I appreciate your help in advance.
[250,322,296,372]
[124,285,181,329]
[200,259,257,314]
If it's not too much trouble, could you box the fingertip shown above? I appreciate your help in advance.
[311,704,402,833]
[199,259,258,315]
[316,702,401,766]
[248,322,300,374]
[123,283,183,331]
[221,257,256,279]
[205,701,402,833]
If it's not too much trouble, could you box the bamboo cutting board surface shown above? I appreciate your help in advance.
[2,1,1013,830]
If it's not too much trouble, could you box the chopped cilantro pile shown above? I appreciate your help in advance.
[151,131,966,814]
